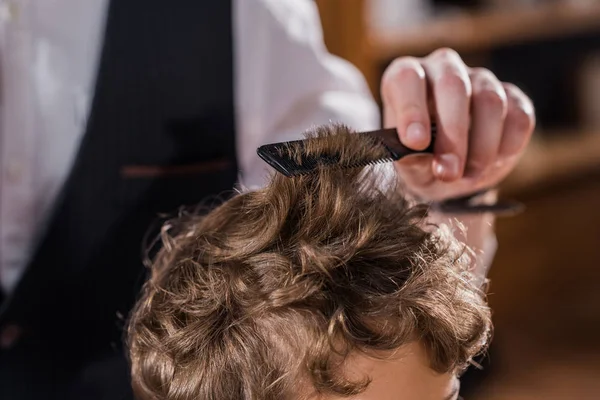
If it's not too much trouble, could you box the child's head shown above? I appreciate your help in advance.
[127,125,491,400]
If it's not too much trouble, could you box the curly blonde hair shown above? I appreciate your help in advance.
[127,124,491,400]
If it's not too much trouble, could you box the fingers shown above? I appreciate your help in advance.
[465,68,508,178]
[382,47,536,193]
[381,57,431,150]
[499,83,536,159]
[423,48,472,182]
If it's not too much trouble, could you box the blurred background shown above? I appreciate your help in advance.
[314,0,600,399]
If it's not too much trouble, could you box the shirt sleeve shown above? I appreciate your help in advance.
[233,0,381,189]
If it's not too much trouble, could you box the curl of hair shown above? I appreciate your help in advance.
[127,124,491,400]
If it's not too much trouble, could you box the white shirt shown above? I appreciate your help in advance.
[0,0,380,292]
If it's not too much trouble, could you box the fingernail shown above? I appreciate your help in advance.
[405,122,427,148]
[494,159,507,169]
[494,155,518,169]
[434,153,460,179]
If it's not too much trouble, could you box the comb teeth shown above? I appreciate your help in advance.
[257,125,436,177]
[257,150,393,177]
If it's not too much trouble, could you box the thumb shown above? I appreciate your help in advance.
[383,103,436,191]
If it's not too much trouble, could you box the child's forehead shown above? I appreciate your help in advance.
[323,342,459,400]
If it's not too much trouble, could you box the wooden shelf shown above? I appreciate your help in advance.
[501,130,600,195]
[367,2,600,61]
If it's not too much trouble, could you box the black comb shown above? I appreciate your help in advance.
[257,125,436,177]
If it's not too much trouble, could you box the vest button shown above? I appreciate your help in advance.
[0,324,22,349]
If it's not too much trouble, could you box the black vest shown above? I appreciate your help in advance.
[0,0,237,371]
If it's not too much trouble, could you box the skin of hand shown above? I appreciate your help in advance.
[381,48,536,281]
[381,47,536,202]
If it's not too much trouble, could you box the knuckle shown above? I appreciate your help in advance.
[474,88,507,110]
[502,82,522,96]
[511,106,535,133]
[401,105,425,121]
[386,58,424,81]
[438,70,469,94]
[431,47,460,61]
[471,67,496,80]
[472,70,506,106]
[505,83,534,107]
[504,83,536,131]
[394,64,424,83]
[382,58,425,98]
